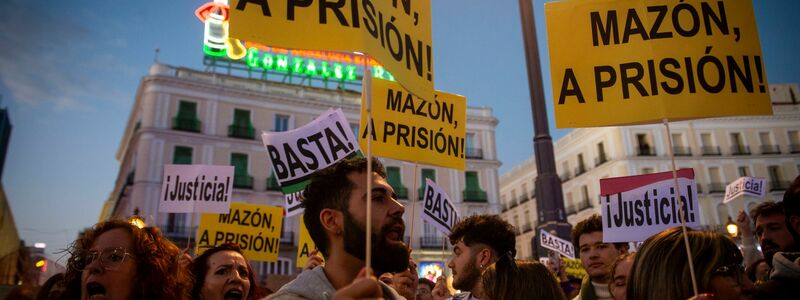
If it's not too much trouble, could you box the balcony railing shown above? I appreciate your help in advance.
[770,181,791,191]
[730,145,751,155]
[595,154,608,166]
[560,171,572,183]
[760,145,781,155]
[522,223,532,233]
[701,146,722,156]
[672,146,692,156]
[708,182,726,193]
[228,124,256,140]
[234,174,254,189]
[637,146,656,156]
[520,194,530,204]
[509,200,519,209]
[566,205,578,216]
[790,144,800,153]
[578,198,592,211]
[420,236,446,249]
[575,165,587,176]
[501,203,509,213]
[465,147,484,159]
[463,190,488,202]
[172,116,201,133]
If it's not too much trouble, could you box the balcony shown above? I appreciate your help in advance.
[266,176,281,191]
[234,174,254,189]
[790,144,800,153]
[672,146,692,156]
[701,146,722,156]
[465,147,484,159]
[574,165,587,177]
[519,193,530,204]
[708,182,726,193]
[463,190,488,202]
[760,145,781,155]
[280,231,294,245]
[420,236,446,249]
[509,200,519,209]
[637,146,656,156]
[594,154,608,167]
[501,203,509,213]
[566,205,578,216]
[228,124,256,140]
[560,171,572,183]
[770,181,791,192]
[578,198,593,211]
[730,145,751,155]
[172,116,201,133]
[522,223,532,233]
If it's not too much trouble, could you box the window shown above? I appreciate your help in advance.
[636,133,654,156]
[768,166,786,191]
[759,132,780,154]
[642,167,654,174]
[700,133,720,155]
[576,153,586,175]
[229,109,255,139]
[730,132,749,155]
[173,101,201,132]
[596,142,608,166]
[386,167,408,199]
[463,171,487,202]
[274,114,290,132]
[418,169,436,200]
[789,131,800,153]
[672,133,690,156]
[173,146,193,165]
[581,185,591,209]
[231,153,253,189]
[350,123,359,138]
[465,133,482,159]
[738,166,750,177]
[521,183,529,202]
[708,167,724,193]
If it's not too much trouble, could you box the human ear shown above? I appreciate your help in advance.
[320,209,343,235]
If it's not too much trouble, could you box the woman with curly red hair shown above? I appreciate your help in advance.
[61,220,192,299]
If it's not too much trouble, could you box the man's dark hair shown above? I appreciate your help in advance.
[302,157,386,257]
[572,214,626,249]
[449,215,516,257]
[418,278,435,290]
[750,201,785,226]
[783,175,800,218]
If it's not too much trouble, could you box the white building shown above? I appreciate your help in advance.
[501,84,800,259]
[100,62,500,287]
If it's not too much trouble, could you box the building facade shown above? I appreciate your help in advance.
[101,63,500,287]
[501,84,800,259]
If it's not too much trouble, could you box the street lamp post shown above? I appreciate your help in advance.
[518,0,572,258]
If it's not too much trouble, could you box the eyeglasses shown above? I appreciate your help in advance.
[712,263,745,285]
[74,247,134,271]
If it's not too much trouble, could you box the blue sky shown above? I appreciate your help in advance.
[1,0,798,262]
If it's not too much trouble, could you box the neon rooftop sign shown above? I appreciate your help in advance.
[196,0,395,82]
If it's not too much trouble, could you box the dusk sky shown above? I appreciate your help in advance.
[1,0,798,262]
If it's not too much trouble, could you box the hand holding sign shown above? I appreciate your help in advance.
[539,230,575,259]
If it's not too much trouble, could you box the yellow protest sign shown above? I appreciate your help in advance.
[359,78,466,170]
[196,202,284,262]
[545,0,772,128]
[296,214,321,269]
[563,257,587,279]
[229,0,434,101]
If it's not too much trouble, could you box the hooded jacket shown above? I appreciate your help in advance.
[753,252,800,300]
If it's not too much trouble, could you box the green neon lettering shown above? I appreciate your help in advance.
[276,55,289,72]
[333,63,344,79]
[246,48,260,68]
[305,60,317,76]
[262,53,274,70]
[321,62,332,77]
[292,57,304,73]
[345,65,357,81]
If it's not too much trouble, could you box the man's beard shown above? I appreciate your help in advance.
[452,257,481,291]
[342,210,410,274]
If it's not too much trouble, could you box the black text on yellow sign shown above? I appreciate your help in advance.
[230,0,434,101]
[197,202,284,262]
[359,78,466,170]
[545,0,771,128]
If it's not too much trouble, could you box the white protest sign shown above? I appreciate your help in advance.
[599,169,700,243]
[262,109,361,218]
[421,178,460,235]
[539,230,575,259]
[724,177,766,204]
[159,165,234,213]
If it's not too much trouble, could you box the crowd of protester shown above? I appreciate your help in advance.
[11,157,800,300]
